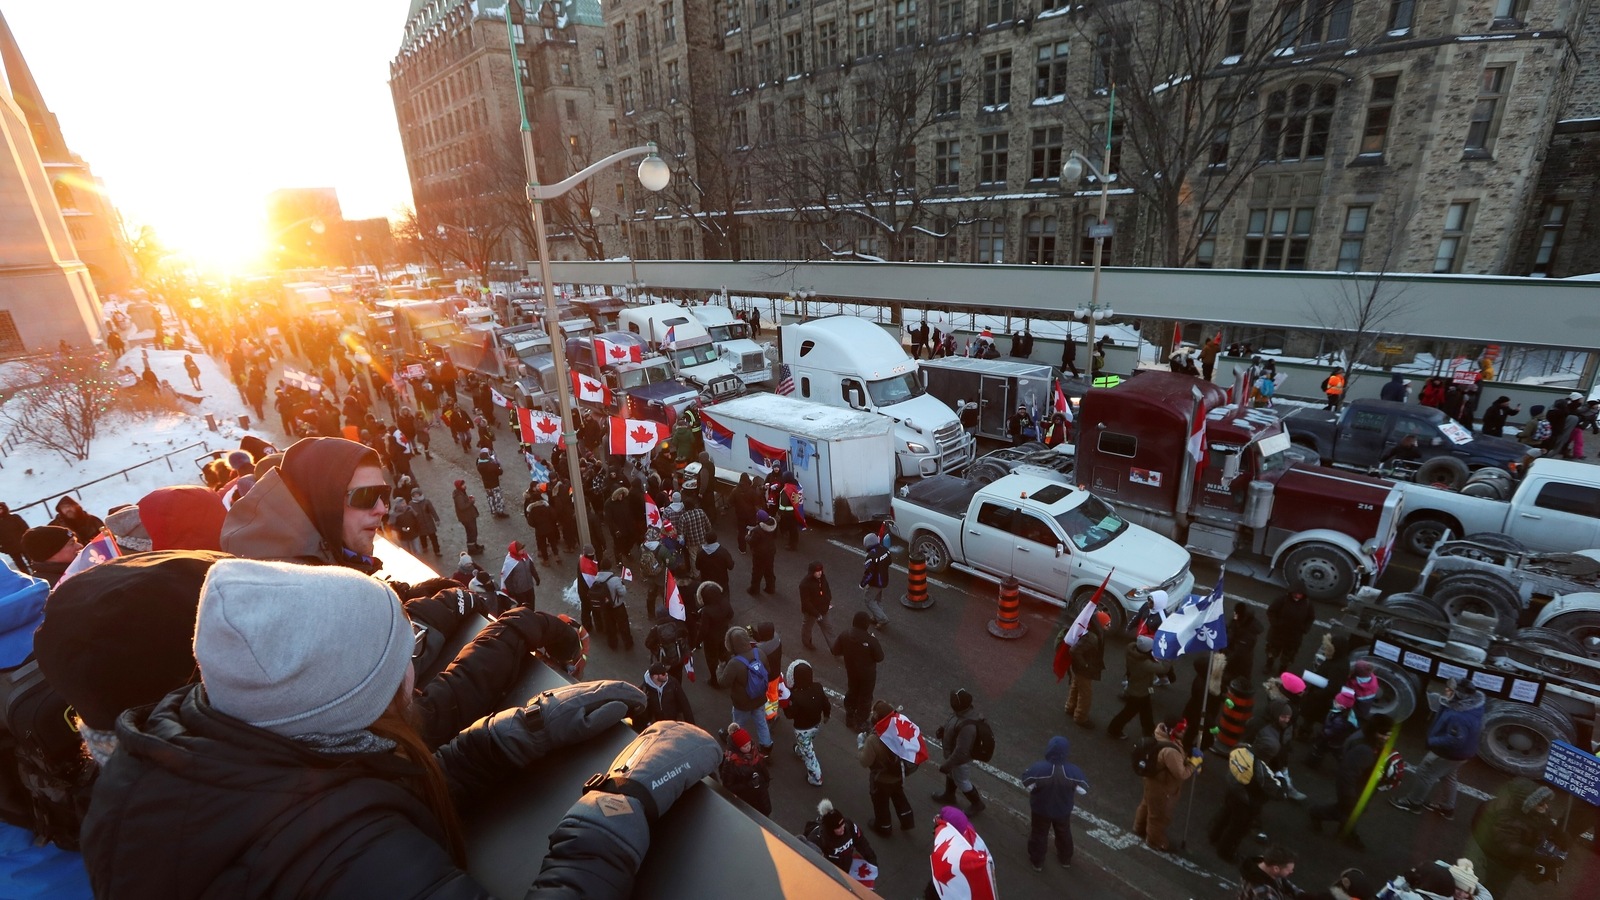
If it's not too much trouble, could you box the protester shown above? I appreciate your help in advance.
[698,582,734,687]
[1133,717,1200,851]
[1465,779,1564,897]
[1390,679,1485,819]
[717,625,773,753]
[832,612,884,733]
[800,561,838,651]
[21,525,80,587]
[1238,846,1305,900]
[718,725,772,816]
[784,659,831,786]
[859,532,892,628]
[746,511,778,594]
[0,503,31,574]
[477,448,507,517]
[501,541,540,608]
[1308,713,1395,850]
[1107,635,1171,740]
[1065,610,1109,728]
[1022,736,1087,870]
[930,688,986,814]
[804,799,876,876]
[645,613,693,684]
[452,479,484,555]
[49,496,104,545]
[860,700,917,835]
[1264,590,1315,682]
[696,532,735,596]
[925,805,996,899]
[410,488,441,555]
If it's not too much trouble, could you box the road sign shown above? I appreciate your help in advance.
[1087,221,1116,239]
[1544,739,1600,806]
[1376,342,1405,354]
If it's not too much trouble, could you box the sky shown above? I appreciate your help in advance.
[5,2,417,271]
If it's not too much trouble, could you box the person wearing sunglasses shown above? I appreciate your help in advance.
[222,436,394,573]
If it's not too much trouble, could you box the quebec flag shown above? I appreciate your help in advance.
[1153,572,1228,661]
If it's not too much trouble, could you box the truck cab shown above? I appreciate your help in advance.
[618,303,745,401]
[1078,372,1402,601]
[782,316,975,478]
[689,304,774,387]
[566,331,698,423]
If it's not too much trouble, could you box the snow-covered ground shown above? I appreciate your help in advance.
[0,347,271,523]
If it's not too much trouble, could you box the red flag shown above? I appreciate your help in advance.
[1053,570,1113,681]
[644,494,663,530]
[665,571,685,621]
[1053,379,1073,423]
[1172,322,1183,350]
[580,554,599,587]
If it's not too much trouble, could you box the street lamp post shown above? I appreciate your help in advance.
[506,14,671,550]
[1061,149,1116,382]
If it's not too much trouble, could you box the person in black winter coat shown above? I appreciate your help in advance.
[696,534,735,596]
[697,582,734,688]
[1309,713,1395,849]
[1221,603,1263,685]
[785,660,831,786]
[49,496,105,546]
[1263,591,1315,678]
[1379,373,1408,402]
[746,511,778,594]
[1066,611,1109,727]
[0,503,31,575]
[800,561,838,651]
[804,799,876,875]
[831,612,884,732]
[642,663,695,725]
[79,558,718,900]
[645,614,693,683]
[730,475,761,552]
[1480,396,1520,437]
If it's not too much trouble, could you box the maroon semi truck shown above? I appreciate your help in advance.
[1076,372,1402,602]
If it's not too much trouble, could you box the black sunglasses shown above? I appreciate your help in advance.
[411,620,430,659]
[346,485,392,510]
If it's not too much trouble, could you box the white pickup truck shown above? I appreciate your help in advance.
[889,472,1195,628]
[1395,458,1600,557]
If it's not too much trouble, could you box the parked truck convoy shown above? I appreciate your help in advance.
[688,304,774,387]
[565,331,699,424]
[781,316,975,478]
[1284,398,1525,483]
[1392,457,1600,557]
[618,303,746,401]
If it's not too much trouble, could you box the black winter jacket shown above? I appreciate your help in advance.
[831,626,883,679]
[784,661,831,730]
[799,573,833,618]
[1265,593,1315,648]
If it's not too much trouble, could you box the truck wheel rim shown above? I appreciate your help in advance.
[1488,721,1547,763]
[1293,559,1341,593]
[1410,525,1444,553]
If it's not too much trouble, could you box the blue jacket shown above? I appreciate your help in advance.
[1021,736,1088,819]
[860,542,891,589]
[1380,374,1407,402]
[1424,688,1486,761]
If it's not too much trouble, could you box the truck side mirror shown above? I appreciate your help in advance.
[1220,449,1241,484]
[1055,543,1067,558]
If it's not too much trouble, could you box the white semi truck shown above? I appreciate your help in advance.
[689,304,774,387]
[618,303,745,401]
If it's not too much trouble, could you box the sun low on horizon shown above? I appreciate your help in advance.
[4,2,415,276]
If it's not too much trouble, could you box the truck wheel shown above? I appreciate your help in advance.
[1281,542,1357,603]
[1455,532,1527,558]
[1350,653,1419,722]
[1541,610,1600,662]
[1415,456,1470,490]
[1071,586,1125,634]
[1429,572,1520,636]
[1014,441,1049,455]
[1375,592,1451,642]
[968,461,1009,486]
[1478,699,1576,779]
[910,533,951,574]
[1497,627,1600,690]
[1400,516,1457,557]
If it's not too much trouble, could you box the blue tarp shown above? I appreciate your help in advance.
[0,822,90,899]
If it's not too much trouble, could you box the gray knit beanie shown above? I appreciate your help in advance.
[194,558,411,737]
[1522,785,1554,814]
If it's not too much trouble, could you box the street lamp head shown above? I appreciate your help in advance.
[1060,155,1085,185]
[638,152,671,192]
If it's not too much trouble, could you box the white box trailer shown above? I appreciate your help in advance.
[699,394,897,526]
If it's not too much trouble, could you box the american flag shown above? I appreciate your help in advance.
[777,363,795,396]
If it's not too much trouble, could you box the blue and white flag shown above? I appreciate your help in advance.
[1152,572,1228,660]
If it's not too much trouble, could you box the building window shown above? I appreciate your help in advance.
[662,3,677,42]
[1493,0,1525,23]
[1337,205,1369,272]
[980,0,1014,27]
[1077,214,1111,265]
[1260,84,1337,162]
[975,220,1005,263]
[817,22,841,67]
[1242,207,1315,270]
[1023,216,1057,264]
[893,0,919,46]
[926,215,957,260]
[641,70,656,107]
[934,63,962,115]
[620,77,634,111]
[755,0,771,23]
[1093,32,1125,92]
[666,60,681,100]
[729,50,748,88]
[854,11,878,57]
[785,31,805,76]
[614,22,629,62]
[1195,210,1219,267]
[1035,41,1069,100]
[936,0,964,35]
[67,220,87,241]
[981,51,1012,107]
[1030,126,1063,181]
[1530,203,1568,277]
[595,47,607,68]
[758,103,776,142]
[1464,66,1509,156]
[935,140,961,188]
[609,118,618,137]
[819,89,842,131]
[854,85,878,128]
[978,133,1009,186]
[1434,202,1472,273]
[1387,0,1414,31]
[605,82,615,104]
[786,96,805,137]
[637,13,652,53]
[1226,0,1250,56]
[726,0,742,29]
[565,99,578,119]
[757,41,777,83]
[1209,98,1235,168]
[1358,75,1399,158]
[731,109,749,146]
[1302,0,1353,44]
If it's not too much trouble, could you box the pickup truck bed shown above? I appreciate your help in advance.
[898,474,983,518]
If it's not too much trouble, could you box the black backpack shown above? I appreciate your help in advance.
[652,625,690,667]
[969,718,996,763]
[1130,736,1171,779]
[0,661,96,850]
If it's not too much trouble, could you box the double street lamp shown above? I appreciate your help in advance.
[1060,150,1116,378]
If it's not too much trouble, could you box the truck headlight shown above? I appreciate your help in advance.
[906,442,929,454]
[1125,587,1148,601]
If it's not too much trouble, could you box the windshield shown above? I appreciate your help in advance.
[706,322,749,342]
[671,344,720,368]
[1054,494,1130,552]
[867,372,925,406]
[1258,442,1293,478]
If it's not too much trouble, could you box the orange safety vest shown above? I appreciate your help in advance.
[1326,374,1345,396]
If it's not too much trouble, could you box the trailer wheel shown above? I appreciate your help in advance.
[1497,627,1598,683]
[910,533,951,574]
[1374,592,1451,642]
[1281,542,1357,603]
[1071,586,1125,634]
[1541,610,1600,662]
[1478,699,1576,779]
[1350,652,1419,722]
[1416,456,1471,490]
[1401,516,1458,557]
[1430,572,1520,635]
[968,461,1009,486]
[1460,532,1527,554]
[1013,441,1049,455]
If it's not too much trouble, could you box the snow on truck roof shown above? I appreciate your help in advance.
[706,394,892,440]
[787,316,906,359]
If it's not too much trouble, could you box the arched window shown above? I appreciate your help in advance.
[1259,83,1337,162]
[1023,216,1056,264]
[53,180,75,211]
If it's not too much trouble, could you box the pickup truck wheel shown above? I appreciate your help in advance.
[1415,456,1470,490]
[1071,586,1125,634]
[1281,543,1357,603]
[1542,611,1600,661]
[1429,572,1520,636]
[1400,517,1457,557]
[910,533,951,574]
[1349,653,1419,722]
[1478,699,1576,779]
[1456,532,1528,558]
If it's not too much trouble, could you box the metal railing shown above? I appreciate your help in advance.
[7,440,211,519]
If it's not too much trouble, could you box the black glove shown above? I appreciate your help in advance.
[582,720,721,823]
[477,681,646,766]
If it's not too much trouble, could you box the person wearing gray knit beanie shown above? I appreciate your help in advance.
[194,558,412,737]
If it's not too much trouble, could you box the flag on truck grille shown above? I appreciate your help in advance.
[776,364,795,396]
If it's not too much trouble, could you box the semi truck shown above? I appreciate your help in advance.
[781,316,975,478]
[698,394,897,525]
[565,331,698,424]
[917,357,1056,442]
[689,304,774,387]
[618,302,745,401]
[1075,371,1404,602]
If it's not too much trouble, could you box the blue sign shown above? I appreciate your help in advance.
[1543,740,1600,807]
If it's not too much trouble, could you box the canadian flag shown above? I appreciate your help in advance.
[874,711,930,768]
[665,571,685,621]
[930,817,997,900]
[572,371,611,405]
[1053,379,1073,423]
[490,387,514,409]
[518,408,563,444]
[644,494,663,529]
[609,416,669,456]
[849,854,879,889]
[594,336,643,365]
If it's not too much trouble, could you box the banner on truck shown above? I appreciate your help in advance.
[748,435,788,473]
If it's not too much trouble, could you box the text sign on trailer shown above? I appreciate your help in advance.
[1543,740,1600,807]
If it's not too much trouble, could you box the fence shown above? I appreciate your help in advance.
[7,441,212,520]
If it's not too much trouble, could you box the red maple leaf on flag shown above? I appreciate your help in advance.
[895,716,918,741]
[609,345,628,360]
[932,838,957,885]
[630,425,654,445]
[855,862,871,879]
[536,417,559,435]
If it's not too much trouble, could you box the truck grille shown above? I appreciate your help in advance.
[708,375,744,398]
[741,351,767,374]
[933,421,974,472]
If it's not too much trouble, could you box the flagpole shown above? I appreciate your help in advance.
[1178,650,1218,852]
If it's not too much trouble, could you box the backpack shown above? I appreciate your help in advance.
[0,662,96,850]
[1228,745,1258,785]
[1533,419,1552,443]
[969,718,996,763]
[652,625,690,667]
[1130,736,1170,778]
[744,655,769,701]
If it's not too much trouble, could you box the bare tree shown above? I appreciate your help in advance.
[1306,193,1420,388]
[0,354,118,462]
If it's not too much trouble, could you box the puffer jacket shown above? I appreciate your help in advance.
[936,707,983,769]
[1424,687,1486,761]
[1123,643,1169,697]
[1021,736,1088,819]
[784,660,831,730]
[82,684,635,900]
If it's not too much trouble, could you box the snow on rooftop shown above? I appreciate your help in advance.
[706,394,892,440]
